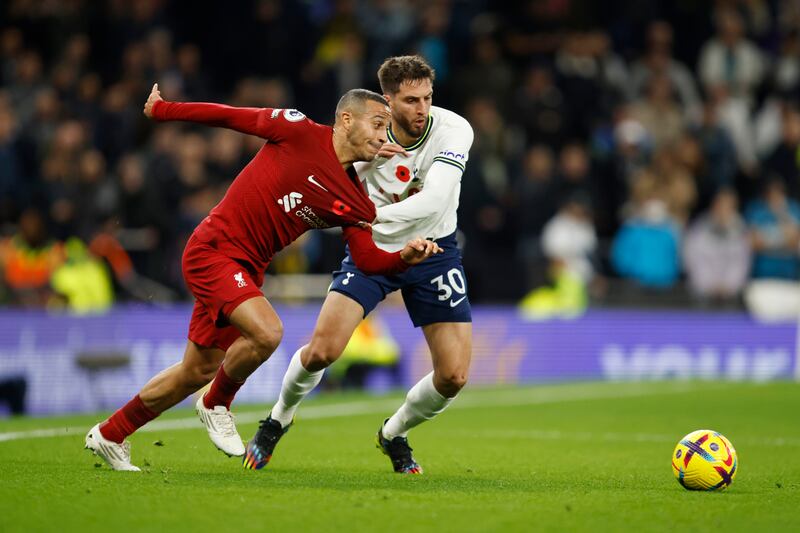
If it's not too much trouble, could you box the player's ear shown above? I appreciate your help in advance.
[340,110,353,131]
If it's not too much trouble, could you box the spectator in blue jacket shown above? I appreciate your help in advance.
[612,197,681,288]
[745,179,800,279]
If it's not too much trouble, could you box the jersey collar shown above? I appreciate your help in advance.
[387,114,434,151]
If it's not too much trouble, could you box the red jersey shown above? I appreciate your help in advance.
[152,100,406,275]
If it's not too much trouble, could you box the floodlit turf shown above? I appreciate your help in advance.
[0,381,798,532]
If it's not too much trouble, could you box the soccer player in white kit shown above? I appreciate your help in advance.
[243,56,474,473]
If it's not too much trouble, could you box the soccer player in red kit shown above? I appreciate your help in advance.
[84,84,441,471]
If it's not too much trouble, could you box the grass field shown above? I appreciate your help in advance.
[0,380,798,532]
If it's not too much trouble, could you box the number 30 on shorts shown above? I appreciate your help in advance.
[430,268,466,301]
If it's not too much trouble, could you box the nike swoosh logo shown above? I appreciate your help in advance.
[450,296,467,307]
[307,175,328,192]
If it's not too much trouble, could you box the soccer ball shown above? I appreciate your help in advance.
[671,429,738,491]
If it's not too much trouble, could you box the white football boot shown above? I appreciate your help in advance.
[85,423,141,471]
[195,395,246,457]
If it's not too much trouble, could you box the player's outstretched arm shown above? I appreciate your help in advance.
[142,83,163,118]
[143,83,272,138]
[343,226,441,275]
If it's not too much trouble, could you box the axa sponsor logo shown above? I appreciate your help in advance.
[599,344,793,381]
[278,192,303,212]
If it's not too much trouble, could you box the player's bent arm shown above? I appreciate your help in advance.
[343,227,440,275]
[343,226,409,275]
[374,161,462,223]
[151,100,272,139]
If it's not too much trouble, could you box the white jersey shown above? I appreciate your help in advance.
[356,105,474,252]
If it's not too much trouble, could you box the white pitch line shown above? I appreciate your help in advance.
[0,382,769,445]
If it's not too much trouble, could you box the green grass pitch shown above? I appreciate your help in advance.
[0,381,798,532]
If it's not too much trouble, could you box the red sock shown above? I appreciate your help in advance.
[99,395,158,444]
[202,365,244,410]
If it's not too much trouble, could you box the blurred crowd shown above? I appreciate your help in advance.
[2,0,800,313]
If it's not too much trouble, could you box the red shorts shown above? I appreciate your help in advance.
[182,232,265,351]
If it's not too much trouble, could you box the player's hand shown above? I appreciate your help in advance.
[143,83,163,118]
[399,237,443,265]
[377,142,408,159]
[356,220,372,231]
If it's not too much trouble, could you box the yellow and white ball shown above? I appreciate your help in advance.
[672,430,738,491]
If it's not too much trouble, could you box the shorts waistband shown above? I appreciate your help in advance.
[427,231,458,246]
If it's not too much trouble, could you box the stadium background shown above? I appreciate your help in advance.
[1,0,800,416]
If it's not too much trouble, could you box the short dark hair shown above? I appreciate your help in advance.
[377,55,435,95]
[335,88,387,120]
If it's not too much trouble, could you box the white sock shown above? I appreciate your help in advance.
[381,372,454,440]
[270,346,323,428]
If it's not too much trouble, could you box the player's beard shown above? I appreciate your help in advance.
[395,113,425,139]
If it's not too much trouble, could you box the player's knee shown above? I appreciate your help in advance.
[182,362,218,390]
[247,321,284,361]
[436,370,468,397]
[304,340,341,370]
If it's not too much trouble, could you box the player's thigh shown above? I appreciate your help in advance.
[228,296,284,349]
[305,291,365,365]
[423,321,472,378]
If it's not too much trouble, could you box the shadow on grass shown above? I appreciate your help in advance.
[126,465,700,496]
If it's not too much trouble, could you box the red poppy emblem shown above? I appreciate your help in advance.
[395,165,411,182]
[332,200,351,216]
